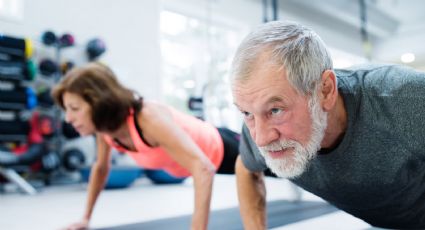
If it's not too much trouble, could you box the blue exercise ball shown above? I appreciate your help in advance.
[80,166,143,189]
[144,169,186,184]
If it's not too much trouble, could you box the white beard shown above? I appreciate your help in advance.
[259,95,328,178]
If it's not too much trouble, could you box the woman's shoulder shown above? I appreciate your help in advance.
[138,100,171,119]
[141,100,169,111]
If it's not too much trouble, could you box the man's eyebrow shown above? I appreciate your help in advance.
[233,102,243,111]
[266,96,285,104]
[233,96,285,111]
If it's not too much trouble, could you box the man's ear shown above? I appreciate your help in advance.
[320,70,337,111]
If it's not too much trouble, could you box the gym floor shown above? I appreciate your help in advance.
[0,175,378,230]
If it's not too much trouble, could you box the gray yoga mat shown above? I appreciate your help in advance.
[97,200,338,230]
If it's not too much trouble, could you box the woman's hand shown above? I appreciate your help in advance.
[60,218,89,230]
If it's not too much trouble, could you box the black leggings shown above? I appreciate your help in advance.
[216,127,240,174]
[215,127,277,177]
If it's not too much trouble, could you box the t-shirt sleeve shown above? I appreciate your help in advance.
[239,124,268,172]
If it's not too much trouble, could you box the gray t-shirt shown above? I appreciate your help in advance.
[239,64,425,229]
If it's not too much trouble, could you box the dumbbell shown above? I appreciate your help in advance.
[27,60,37,80]
[0,110,18,121]
[25,38,34,59]
[0,60,37,81]
[0,120,30,135]
[0,35,34,60]
[62,149,85,172]
[0,84,37,110]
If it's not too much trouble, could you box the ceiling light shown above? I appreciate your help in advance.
[401,53,415,63]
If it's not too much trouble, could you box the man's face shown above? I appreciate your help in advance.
[232,65,327,178]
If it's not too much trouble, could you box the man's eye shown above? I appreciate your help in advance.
[241,111,253,119]
[271,108,283,115]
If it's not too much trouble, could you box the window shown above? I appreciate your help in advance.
[0,0,23,21]
[160,10,244,131]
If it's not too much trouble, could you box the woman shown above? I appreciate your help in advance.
[52,62,239,230]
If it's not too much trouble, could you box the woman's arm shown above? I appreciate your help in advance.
[83,135,112,222]
[140,103,216,230]
[65,134,112,230]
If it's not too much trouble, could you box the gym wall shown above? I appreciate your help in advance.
[0,0,162,100]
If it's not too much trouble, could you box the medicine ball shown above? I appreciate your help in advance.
[41,31,57,46]
[39,59,58,76]
[86,38,106,60]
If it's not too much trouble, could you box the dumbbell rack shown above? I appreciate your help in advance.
[0,32,77,193]
[38,32,107,179]
[36,31,103,185]
[0,35,38,194]
[33,33,74,185]
[47,42,64,162]
[1,31,107,194]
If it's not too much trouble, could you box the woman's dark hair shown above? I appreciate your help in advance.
[52,62,142,132]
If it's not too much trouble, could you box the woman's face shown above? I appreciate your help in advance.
[63,92,96,136]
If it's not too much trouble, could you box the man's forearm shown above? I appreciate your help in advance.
[236,156,267,230]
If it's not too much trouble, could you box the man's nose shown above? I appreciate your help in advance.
[252,118,278,147]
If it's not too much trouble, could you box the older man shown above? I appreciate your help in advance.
[231,20,425,229]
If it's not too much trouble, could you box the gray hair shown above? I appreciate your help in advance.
[231,21,333,95]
